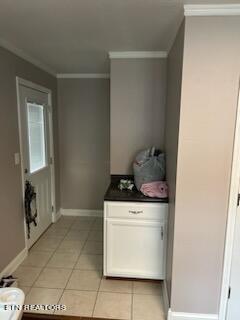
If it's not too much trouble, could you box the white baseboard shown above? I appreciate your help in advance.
[168,309,218,320]
[52,209,61,223]
[61,208,103,217]
[0,247,28,279]
[163,280,170,316]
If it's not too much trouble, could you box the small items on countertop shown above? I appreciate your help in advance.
[140,181,168,199]
[104,175,168,203]
[118,179,134,191]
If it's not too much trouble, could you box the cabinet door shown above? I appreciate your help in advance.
[104,219,166,279]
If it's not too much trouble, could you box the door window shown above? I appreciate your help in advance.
[27,102,46,173]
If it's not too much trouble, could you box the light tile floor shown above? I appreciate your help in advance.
[14,216,165,320]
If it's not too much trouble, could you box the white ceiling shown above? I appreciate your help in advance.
[0,0,238,74]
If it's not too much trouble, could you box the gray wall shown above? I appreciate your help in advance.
[164,21,185,301]
[58,79,110,210]
[171,16,240,314]
[0,46,59,273]
[110,59,167,174]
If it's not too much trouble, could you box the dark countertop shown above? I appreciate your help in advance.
[104,175,168,203]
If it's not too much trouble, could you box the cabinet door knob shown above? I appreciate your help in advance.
[129,210,143,214]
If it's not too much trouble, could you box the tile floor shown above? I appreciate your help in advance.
[14,215,165,320]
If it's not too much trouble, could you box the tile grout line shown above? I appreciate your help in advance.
[54,216,96,315]
[22,219,72,287]
[23,216,77,311]
[24,216,106,317]
[30,218,75,289]
[54,217,89,314]
[92,291,100,318]
[25,247,57,297]
[62,216,101,318]
[53,217,80,313]
[131,282,134,320]
[91,247,103,318]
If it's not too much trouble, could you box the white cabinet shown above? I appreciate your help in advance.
[104,201,168,280]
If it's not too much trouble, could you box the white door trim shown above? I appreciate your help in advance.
[16,77,56,248]
[219,83,240,320]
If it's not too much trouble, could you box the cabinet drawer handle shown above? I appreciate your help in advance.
[129,210,143,214]
[161,226,164,240]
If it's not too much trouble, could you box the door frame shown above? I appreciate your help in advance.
[16,77,56,249]
[219,83,240,320]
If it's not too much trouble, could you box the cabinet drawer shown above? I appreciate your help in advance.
[105,201,168,221]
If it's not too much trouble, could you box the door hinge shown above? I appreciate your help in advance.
[51,205,54,212]
[50,157,53,165]
[228,286,231,299]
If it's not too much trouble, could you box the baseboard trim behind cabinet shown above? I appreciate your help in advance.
[61,208,103,217]
[168,309,218,320]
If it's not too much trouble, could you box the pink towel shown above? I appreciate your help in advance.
[140,181,168,198]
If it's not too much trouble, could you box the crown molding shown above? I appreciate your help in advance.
[109,51,168,59]
[184,4,240,16]
[0,38,56,76]
[57,73,110,79]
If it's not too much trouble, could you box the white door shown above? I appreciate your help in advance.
[227,194,240,319]
[18,83,52,248]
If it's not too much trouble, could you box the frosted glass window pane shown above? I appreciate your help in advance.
[27,103,46,173]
